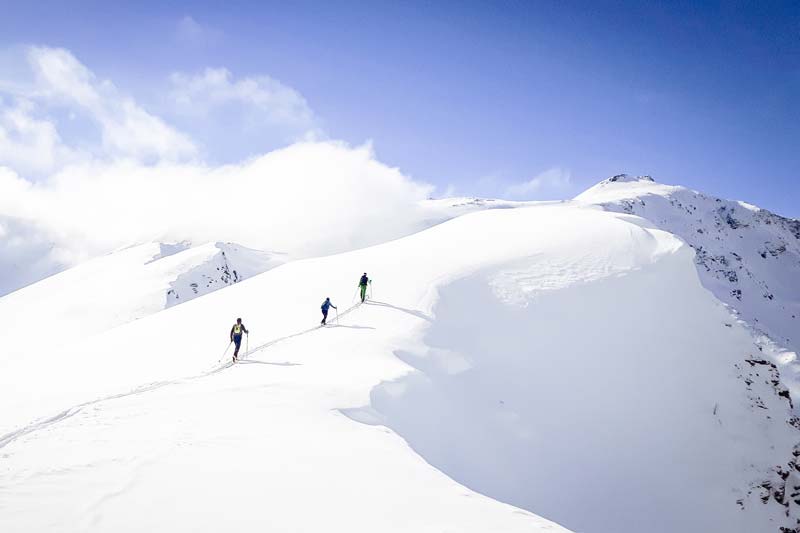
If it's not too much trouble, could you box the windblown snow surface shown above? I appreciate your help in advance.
[1,182,798,533]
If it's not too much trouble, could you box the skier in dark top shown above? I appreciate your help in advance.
[358,273,369,303]
[320,297,337,325]
[229,318,249,362]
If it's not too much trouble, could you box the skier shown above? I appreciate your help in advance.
[358,273,370,303]
[320,297,337,325]
[229,318,249,362]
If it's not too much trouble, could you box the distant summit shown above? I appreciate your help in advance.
[575,174,678,205]
[601,174,656,185]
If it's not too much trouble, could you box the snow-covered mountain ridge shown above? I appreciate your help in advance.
[1,176,799,532]
[577,174,799,353]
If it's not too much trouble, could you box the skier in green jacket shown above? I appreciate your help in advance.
[359,273,369,303]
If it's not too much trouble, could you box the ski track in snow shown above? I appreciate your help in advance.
[0,302,364,451]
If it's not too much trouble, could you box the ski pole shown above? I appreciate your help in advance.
[369,280,373,300]
[245,334,249,359]
[221,341,232,362]
[336,308,339,325]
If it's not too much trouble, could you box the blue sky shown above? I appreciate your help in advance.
[1,0,798,215]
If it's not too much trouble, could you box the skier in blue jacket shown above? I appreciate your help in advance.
[321,297,337,325]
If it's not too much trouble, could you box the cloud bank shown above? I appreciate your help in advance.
[0,46,434,296]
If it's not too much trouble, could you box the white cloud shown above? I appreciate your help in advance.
[0,167,68,294]
[0,46,322,170]
[0,141,435,295]
[164,66,322,162]
[15,47,197,163]
[505,167,572,199]
[169,67,318,136]
[0,47,197,168]
[0,98,84,174]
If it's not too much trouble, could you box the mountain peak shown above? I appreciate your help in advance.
[574,174,676,204]
[601,174,656,185]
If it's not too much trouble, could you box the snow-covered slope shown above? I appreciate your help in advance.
[2,201,798,532]
[572,175,800,531]
[0,240,283,343]
[0,241,283,409]
[576,174,799,353]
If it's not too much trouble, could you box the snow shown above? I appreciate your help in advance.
[375,254,792,533]
[0,240,282,351]
[1,181,799,532]
[0,240,283,430]
[576,175,800,396]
